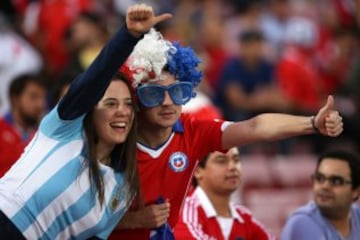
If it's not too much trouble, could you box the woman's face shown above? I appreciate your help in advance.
[93,80,134,148]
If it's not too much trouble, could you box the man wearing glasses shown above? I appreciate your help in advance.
[281,150,360,240]
[110,27,344,239]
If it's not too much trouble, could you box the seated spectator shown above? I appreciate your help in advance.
[0,74,46,177]
[215,29,286,121]
[281,150,360,240]
[174,147,274,240]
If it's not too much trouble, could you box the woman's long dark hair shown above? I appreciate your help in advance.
[83,72,140,208]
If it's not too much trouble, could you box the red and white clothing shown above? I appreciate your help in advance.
[174,187,274,240]
[0,115,36,177]
[0,118,25,177]
[110,114,231,239]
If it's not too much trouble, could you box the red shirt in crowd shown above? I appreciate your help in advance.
[110,114,229,239]
[174,187,274,240]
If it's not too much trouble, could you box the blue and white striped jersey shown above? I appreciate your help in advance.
[0,107,129,239]
[0,25,139,240]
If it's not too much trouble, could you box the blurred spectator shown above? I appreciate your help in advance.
[174,147,274,240]
[276,17,325,113]
[0,74,46,177]
[315,0,358,96]
[281,150,360,239]
[260,0,291,60]
[223,0,264,56]
[214,29,281,121]
[26,0,94,77]
[65,11,109,74]
[0,15,43,115]
[170,0,229,97]
[194,0,229,97]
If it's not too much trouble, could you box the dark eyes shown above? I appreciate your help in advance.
[104,100,133,108]
[311,173,352,186]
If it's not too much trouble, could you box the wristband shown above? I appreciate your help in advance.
[310,116,319,133]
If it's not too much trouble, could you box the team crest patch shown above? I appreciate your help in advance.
[168,152,188,172]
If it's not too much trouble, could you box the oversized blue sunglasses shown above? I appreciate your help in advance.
[137,82,194,108]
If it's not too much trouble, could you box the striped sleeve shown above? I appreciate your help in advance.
[177,196,215,240]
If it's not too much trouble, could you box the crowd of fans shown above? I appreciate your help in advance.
[1,0,359,155]
[0,0,359,238]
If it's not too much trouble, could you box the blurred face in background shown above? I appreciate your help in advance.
[13,81,46,126]
[312,158,356,218]
[270,0,290,21]
[70,13,105,49]
[196,147,241,195]
[238,31,265,66]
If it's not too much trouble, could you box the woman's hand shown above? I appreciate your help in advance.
[126,4,172,38]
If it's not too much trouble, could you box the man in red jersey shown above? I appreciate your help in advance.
[110,23,343,239]
[0,74,46,177]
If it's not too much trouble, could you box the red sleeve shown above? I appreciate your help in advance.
[248,216,274,240]
[173,195,215,240]
[182,114,228,163]
[173,218,197,240]
[236,206,275,240]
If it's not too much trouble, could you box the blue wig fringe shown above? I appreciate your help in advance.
[167,42,203,88]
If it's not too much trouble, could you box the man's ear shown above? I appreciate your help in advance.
[352,186,360,202]
[194,167,203,182]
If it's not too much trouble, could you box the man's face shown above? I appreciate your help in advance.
[196,148,241,195]
[312,158,357,217]
[139,72,182,129]
[15,82,46,126]
[240,40,263,63]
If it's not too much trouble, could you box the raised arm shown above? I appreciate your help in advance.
[222,95,343,149]
[58,4,172,120]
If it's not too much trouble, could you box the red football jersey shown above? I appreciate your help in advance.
[110,114,229,239]
[0,118,28,177]
[174,187,275,240]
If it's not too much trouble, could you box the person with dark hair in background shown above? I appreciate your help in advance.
[215,29,282,122]
[0,4,171,239]
[281,150,360,240]
[174,147,274,240]
[0,74,46,177]
[65,10,109,75]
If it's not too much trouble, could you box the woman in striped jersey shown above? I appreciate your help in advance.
[0,4,171,240]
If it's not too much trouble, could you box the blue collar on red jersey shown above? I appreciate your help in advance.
[172,119,184,133]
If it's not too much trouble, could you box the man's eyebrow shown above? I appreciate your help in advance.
[316,172,349,178]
